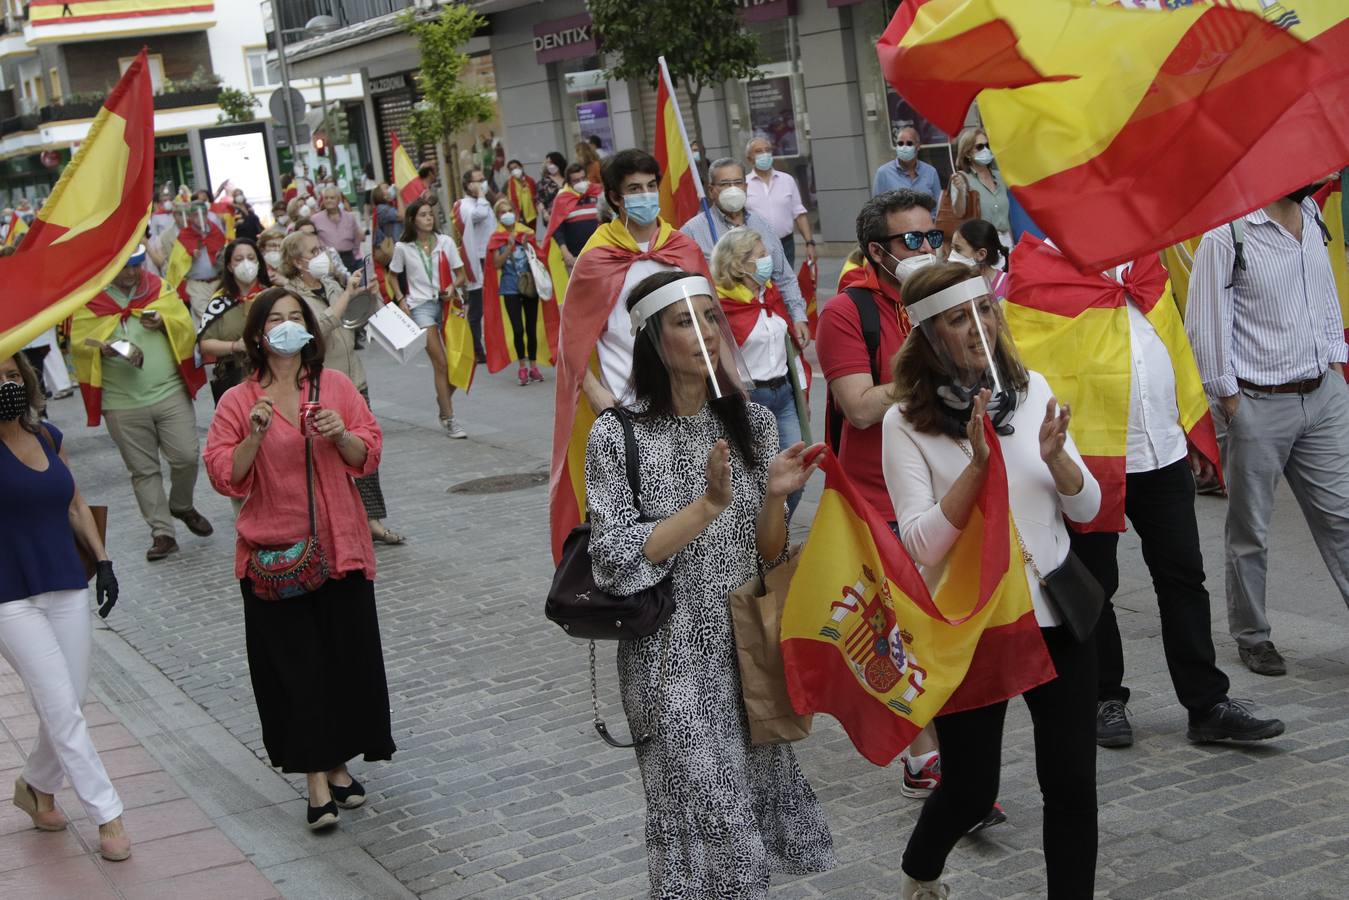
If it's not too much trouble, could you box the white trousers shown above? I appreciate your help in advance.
[0,589,123,824]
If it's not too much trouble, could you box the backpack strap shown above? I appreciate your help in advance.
[827,288,884,453]
[1226,219,1246,290]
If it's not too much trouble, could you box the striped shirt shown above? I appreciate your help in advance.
[1184,200,1346,398]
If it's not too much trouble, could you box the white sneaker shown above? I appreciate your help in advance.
[441,416,467,439]
[902,872,951,899]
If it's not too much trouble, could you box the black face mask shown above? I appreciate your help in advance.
[935,377,1017,438]
[0,380,27,421]
[1285,184,1318,205]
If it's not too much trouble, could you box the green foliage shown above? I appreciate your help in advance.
[399,5,495,154]
[216,86,260,124]
[588,0,761,147]
[161,65,222,96]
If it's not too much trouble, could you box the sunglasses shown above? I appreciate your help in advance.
[974,142,990,151]
[882,230,944,251]
[896,140,917,147]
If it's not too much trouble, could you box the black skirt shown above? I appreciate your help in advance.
[241,573,396,773]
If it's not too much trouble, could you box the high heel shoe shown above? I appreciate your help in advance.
[12,777,67,832]
[98,817,132,861]
[328,776,366,809]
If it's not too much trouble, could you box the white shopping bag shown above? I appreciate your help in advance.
[367,302,427,365]
[525,244,554,301]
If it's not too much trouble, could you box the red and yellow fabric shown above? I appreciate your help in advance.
[797,260,819,333]
[438,250,476,393]
[837,255,868,294]
[210,198,236,241]
[0,50,155,361]
[717,281,812,397]
[781,438,1054,766]
[29,0,213,26]
[539,183,603,309]
[877,0,1349,273]
[163,221,226,299]
[1313,178,1349,374]
[482,222,555,373]
[69,270,204,426]
[548,219,711,562]
[507,175,539,227]
[391,133,427,207]
[1160,236,1202,316]
[1004,236,1220,532]
[3,212,27,248]
[653,58,702,229]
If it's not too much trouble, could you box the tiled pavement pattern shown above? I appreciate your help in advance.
[43,293,1349,899]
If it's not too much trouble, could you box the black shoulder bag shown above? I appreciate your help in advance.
[545,407,674,747]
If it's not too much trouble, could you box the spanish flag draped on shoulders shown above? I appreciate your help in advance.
[717,280,811,397]
[481,219,555,372]
[507,173,539,228]
[540,181,603,308]
[1003,235,1220,532]
[70,266,204,426]
[548,217,710,561]
[163,214,227,298]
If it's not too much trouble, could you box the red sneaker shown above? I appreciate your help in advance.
[528,365,544,383]
[517,366,529,386]
[968,801,1008,833]
[901,752,941,799]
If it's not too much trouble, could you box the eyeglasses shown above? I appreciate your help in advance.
[974,142,990,151]
[712,179,747,188]
[896,140,917,147]
[882,230,944,251]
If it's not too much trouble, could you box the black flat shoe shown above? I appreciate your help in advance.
[329,777,366,809]
[306,799,339,830]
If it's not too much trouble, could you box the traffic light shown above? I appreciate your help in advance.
[313,132,327,154]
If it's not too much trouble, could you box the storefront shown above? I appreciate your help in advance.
[0,149,69,207]
[153,135,194,193]
[535,13,614,158]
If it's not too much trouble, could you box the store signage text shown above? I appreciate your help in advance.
[533,14,598,64]
[738,0,793,22]
[369,74,410,95]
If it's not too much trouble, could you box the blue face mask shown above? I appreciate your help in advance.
[754,152,774,172]
[623,192,661,227]
[753,255,774,284]
[896,145,918,163]
[265,320,313,357]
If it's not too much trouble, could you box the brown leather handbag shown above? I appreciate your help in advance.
[935,179,982,246]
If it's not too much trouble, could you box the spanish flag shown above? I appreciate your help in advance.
[1313,177,1349,361]
[29,0,213,26]
[69,270,204,426]
[1004,236,1220,532]
[539,182,603,309]
[439,251,476,392]
[1160,236,1202,316]
[653,56,703,229]
[878,0,1349,273]
[163,219,226,295]
[781,441,1054,766]
[836,254,867,294]
[797,259,819,333]
[3,212,27,248]
[391,133,426,207]
[507,174,538,228]
[548,219,711,562]
[481,221,556,372]
[0,50,155,361]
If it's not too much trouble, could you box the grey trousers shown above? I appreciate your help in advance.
[1220,375,1349,648]
[103,390,201,539]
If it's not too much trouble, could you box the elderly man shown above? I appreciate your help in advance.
[744,136,816,269]
[1186,180,1349,677]
[454,167,496,362]
[681,157,810,346]
[311,185,363,271]
[873,125,941,202]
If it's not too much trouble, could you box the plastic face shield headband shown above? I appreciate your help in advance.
[906,277,1004,394]
[629,276,751,400]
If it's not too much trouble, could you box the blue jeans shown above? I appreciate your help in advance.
[749,380,803,518]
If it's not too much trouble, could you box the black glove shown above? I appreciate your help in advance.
[95,560,118,618]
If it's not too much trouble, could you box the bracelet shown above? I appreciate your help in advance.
[805,240,816,246]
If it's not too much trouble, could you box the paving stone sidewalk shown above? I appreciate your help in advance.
[47,333,1349,899]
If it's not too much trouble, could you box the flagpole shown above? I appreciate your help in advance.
[657,56,720,242]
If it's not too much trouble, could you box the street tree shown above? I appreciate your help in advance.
[588,0,761,152]
[399,4,495,190]
[216,86,260,125]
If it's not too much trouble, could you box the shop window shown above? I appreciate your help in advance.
[47,68,60,103]
[245,48,282,91]
[554,56,612,159]
[119,55,165,94]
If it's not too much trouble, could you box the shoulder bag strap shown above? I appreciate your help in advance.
[603,406,645,517]
[305,374,319,538]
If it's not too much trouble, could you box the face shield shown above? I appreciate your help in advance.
[628,275,752,400]
[906,276,1018,435]
[188,202,209,234]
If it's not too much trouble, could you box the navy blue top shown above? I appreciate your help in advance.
[0,424,87,603]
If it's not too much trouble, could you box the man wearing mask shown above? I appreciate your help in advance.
[542,164,602,271]
[147,201,226,327]
[548,149,710,561]
[149,188,176,240]
[454,167,496,362]
[873,125,941,202]
[680,157,811,346]
[689,139,711,188]
[744,136,816,269]
[69,249,211,561]
[1186,178,1349,677]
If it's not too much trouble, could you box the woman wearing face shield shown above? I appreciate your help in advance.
[881,262,1101,898]
[583,270,836,898]
[710,227,809,519]
[203,289,395,831]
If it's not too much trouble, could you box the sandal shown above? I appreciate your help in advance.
[370,524,406,545]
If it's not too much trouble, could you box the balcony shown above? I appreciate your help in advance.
[0,16,34,61]
[274,0,413,33]
[25,1,217,46]
[32,86,224,126]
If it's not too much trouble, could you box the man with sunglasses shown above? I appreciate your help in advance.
[873,125,941,203]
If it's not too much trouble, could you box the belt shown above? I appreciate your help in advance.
[1237,373,1324,395]
[753,375,790,391]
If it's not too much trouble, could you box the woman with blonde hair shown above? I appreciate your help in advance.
[710,227,808,517]
[574,140,602,185]
[950,127,1011,250]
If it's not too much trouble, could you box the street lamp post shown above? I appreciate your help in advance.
[272,1,298,149]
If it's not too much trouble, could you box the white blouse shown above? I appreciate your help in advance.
[881,370,1101,626]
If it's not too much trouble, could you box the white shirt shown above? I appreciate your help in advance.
[456,195,496,289]
[882,371,1102,627]
[741,309,789,383]
[597,244,672,405]
[1118,273,1188,473]
[389,234,464,307]
[745,168,806,240]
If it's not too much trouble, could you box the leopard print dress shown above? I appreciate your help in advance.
[586,402,836,900]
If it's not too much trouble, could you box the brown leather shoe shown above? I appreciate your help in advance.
[173,508,214,536]
[146,535,179,561]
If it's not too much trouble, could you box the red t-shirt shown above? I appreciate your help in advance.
[815,267,912,522]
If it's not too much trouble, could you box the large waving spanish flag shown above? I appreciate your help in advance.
[481,221,556,372]
[69,270,203,426]
[391,133,427,206]
[0,50,155,361]
[29,0,213,25]
[653,57,704,229]
[878,0,1349,273]
[1004,236,1220,532]
[548,219,710,562]
[781,438,1054,766]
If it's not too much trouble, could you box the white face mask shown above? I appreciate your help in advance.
[948,250,977,268]
[232,259,259,283]
[883,251,937,283]
[306,251,332,279]
[717,186,747,214]
[264,250,282,269]
[500,213,516,227]
[973,148,994,166]
[571,179,589,195]
[510,168,523,179]
[546,163,559,175]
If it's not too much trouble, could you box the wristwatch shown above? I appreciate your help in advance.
[805,240,816,246]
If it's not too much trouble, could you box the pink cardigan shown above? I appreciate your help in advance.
[204,368,382,581]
